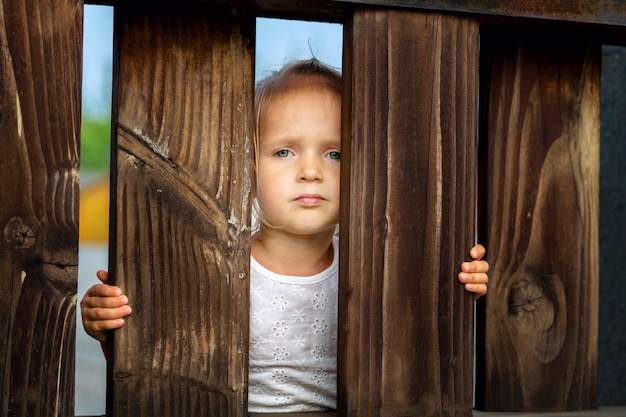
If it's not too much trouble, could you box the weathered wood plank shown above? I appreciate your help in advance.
[109,4,253,416]
[475,26,600,412]
[339,9,479,416]
[90,0,626,32]
[346,0,626,26]
[0,0,82,416]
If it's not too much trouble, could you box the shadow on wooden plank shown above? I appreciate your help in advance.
[474,406,626,417]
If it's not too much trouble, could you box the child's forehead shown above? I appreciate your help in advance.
[271,85,338,105]
[265,87,340,120]
[267,71,338,94]
[259,86,341,144]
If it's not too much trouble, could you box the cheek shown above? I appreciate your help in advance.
[255,163,274,198]
[256,174,284,210]
[330,169,341,195]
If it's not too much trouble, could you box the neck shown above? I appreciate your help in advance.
[251,226,336,276]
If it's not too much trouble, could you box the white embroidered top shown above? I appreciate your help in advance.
[248,237,339,413]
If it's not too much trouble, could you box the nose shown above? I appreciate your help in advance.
[298,154,323,182]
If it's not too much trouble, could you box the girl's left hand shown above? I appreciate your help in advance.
[458,244,489,299]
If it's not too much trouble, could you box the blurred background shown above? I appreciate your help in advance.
[77,5,342,415]
[76,6,113,415]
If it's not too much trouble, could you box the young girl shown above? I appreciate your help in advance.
[80,59,489,413]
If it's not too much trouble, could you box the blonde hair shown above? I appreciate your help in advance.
[252,59,342,231]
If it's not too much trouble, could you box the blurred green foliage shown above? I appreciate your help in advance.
[80,115,110,171]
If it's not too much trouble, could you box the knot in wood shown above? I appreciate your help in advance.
[4,217,36,249]
[507,273,567,363]
[507,276,555,334]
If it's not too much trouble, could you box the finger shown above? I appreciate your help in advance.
[80,286,128,313]
[96,269,109,284]
[81,304,131,343]
[84,317,127,334]
[82,294,129,312]
[470,244,486,261]
[464,283,488,298]
[458,272,489,285]
[85,283,123,298]
[461,259,490,274]
[84,304,132,322]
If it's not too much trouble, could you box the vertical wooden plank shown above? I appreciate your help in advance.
[110,4,253,416]
[0,0,82,416]
[339,9,479,416]
[475,26,600,412]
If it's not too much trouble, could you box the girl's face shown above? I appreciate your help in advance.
[256,87,341,237]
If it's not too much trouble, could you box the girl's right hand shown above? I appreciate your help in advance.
[80,270,132,344]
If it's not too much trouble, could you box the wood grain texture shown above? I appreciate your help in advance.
[94,0,626,32]
[338,9,479,417]
[475,26,600,412]
[110,4,253,416]
[0,0,82,416]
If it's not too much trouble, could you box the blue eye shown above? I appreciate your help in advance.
[275,149,292,158]
[327,151,341,161]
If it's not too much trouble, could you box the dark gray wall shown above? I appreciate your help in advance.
[598,45,626,406]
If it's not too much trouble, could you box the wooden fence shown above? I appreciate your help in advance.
[1,0,624,416]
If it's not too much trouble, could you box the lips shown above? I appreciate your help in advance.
[295,194,325,206]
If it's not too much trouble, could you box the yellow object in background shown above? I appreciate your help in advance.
[79,177,110,242]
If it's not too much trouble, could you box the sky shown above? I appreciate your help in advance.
[82,5,343,117]
[82,6,114,116]
[256,17,343,79]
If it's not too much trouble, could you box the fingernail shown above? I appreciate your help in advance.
[120,296,128,305]
[114,289,121,296]
[122,307,132,315]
